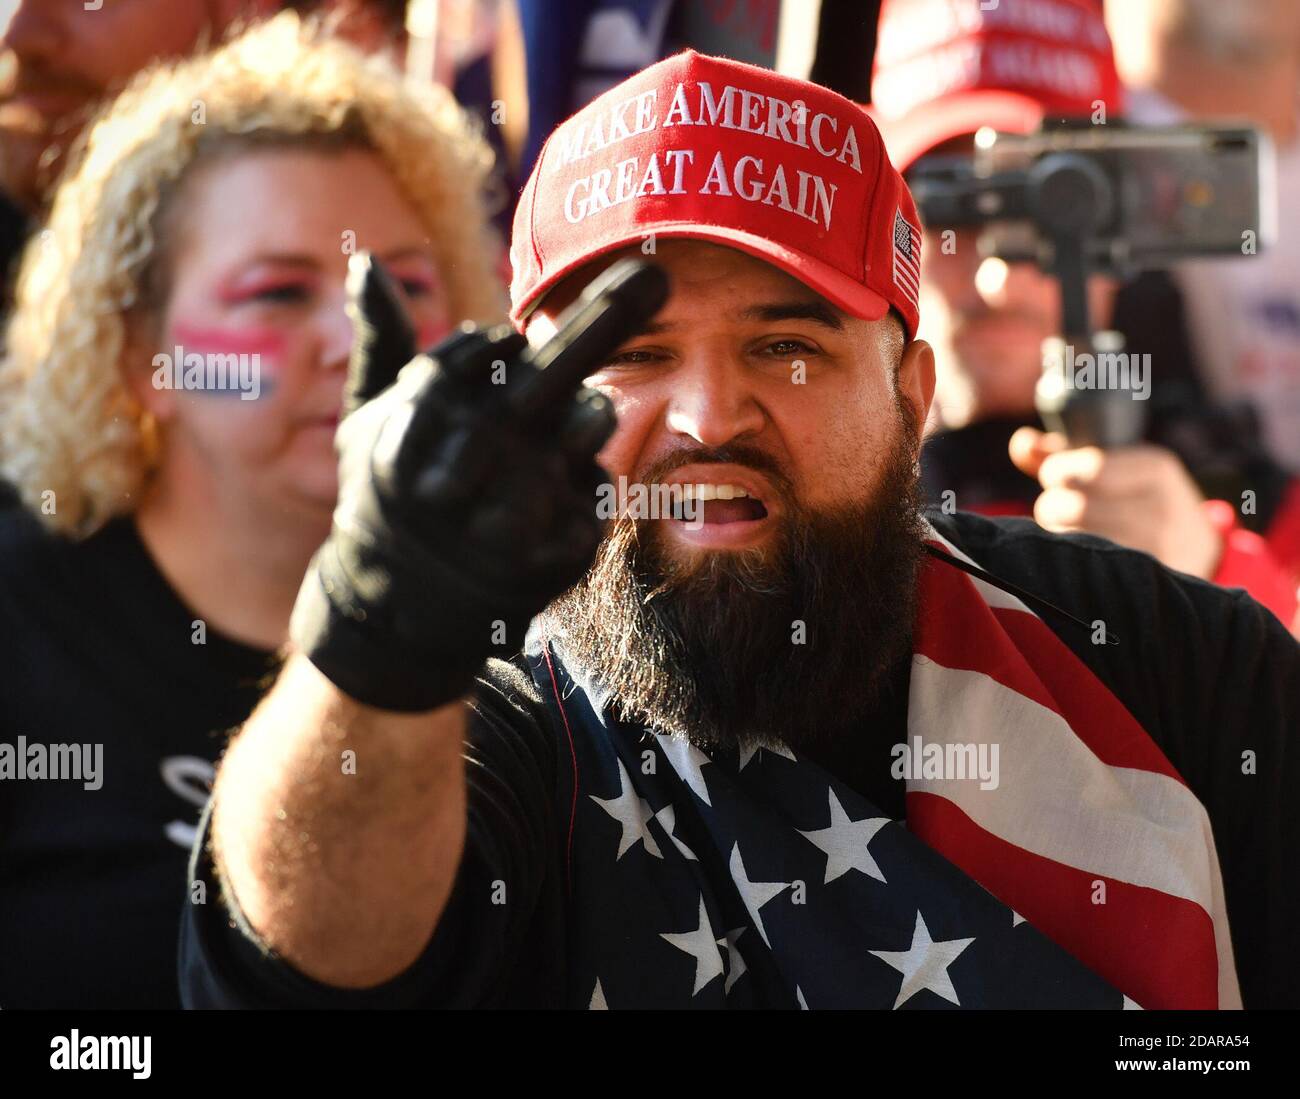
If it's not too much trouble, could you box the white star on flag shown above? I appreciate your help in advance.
[730,843,790,948]
[661,895,725,996]
[590,758,662,860]
[869,910,975,1009]
[656,734,714,805]
[718,927,747,994]
[797,787,890,884]
[654,804,698,861]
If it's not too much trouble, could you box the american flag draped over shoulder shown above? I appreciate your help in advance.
[526,521,1237,1009]
[907,522,1239,1009]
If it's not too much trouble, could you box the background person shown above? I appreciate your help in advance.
[1107,0,1300,475]
[0,0,412,514]
[0,0,413,208]
[0,0,409,284]
[869,0,1300,629]
[0,12,501,1007]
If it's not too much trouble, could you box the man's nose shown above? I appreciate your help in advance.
[3,2,64,60]
[665,356,765,448]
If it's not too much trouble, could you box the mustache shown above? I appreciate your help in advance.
[544,427,925,753]
[634,442,795,498]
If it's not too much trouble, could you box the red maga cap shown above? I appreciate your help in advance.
[509,50,923,339]
[871,0,1124,170]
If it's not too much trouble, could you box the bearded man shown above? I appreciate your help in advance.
[182,52,1300,1010]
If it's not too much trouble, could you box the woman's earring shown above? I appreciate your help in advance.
[138,408,161,467]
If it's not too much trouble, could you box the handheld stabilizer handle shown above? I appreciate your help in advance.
[291,256,668,713]
[1036,332,1148,448]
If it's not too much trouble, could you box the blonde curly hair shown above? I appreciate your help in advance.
[0,13,506,537]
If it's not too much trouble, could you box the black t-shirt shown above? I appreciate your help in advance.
[0,509,279,1008]
[180,510,1300,1008]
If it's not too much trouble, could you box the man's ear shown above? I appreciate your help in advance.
[898,337,936,442]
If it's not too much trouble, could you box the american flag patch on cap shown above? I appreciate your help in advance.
[893,208,920,309]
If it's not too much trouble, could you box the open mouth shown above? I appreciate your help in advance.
[669,483,769,525]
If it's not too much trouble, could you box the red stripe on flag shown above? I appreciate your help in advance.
[906,791,1221,1008]
[916,549,1185,782]
[992,607,1187,779]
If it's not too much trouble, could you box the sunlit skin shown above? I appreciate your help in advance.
[125,147,448,646]
[526,240,936,561]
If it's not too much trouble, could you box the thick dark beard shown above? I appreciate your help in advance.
[541,403,926,755]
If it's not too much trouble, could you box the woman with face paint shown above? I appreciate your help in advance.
[0,14,504,1007]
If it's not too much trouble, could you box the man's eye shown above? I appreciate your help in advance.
[603,348,662,366]
[762,339,816,358]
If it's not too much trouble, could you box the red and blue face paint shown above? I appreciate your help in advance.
[157,324,289,400]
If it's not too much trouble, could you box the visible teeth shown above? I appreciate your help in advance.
[678,483,751,502]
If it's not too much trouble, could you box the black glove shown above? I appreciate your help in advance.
[290,252,667,712]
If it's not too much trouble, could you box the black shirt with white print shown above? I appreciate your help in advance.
[0,508,278,1008]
